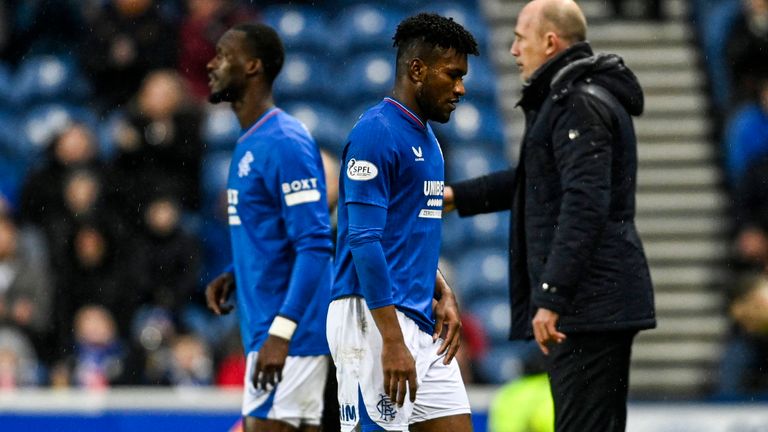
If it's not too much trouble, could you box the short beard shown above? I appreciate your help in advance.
[208,87,238,104]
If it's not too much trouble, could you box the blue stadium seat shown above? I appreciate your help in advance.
[454,247,508,298]
[335,4,405,55]
[95,109,130,161]
[701,0,741,110]
[201,151,232,214]
[14,55,91,106]
[21,104,98,159]
[0,110,20,161]
[464,57,498,103]
[445,146,509,182]
[476,342,541,384]
[201,105,240,152]
[433,100,504,146]
[274,52,333,104]
[465,293,510,343]
[441,207,509,255]
[0,154,25,210]
[282,102,350,157]
[261,6,333,53]
[410,2,489,49]
[340,52,396,104]
[0,63,13,110]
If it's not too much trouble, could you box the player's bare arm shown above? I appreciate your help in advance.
[433,270,462,364]
[254,332,291,390]
[205,272,235,315]
[369,305,418,407]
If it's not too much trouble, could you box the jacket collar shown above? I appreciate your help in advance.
[517,42,594,110]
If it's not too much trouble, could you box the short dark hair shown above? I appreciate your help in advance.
[393,13,479,63]
[233,23,285,84]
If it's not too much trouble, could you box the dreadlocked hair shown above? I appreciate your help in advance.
[392,13,479,57]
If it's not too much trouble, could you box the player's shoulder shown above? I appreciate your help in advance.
[349,102,397,145]
[263,109,319,156]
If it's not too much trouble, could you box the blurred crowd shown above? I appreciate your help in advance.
[697,0,768,398]
[0,0,499,391]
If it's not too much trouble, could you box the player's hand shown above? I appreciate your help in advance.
[433,291,462,365]
[205,272,235,315]
[443,186,456,213]
[381,340,418,407]
[254,335,290,391]
[532,308,566,355]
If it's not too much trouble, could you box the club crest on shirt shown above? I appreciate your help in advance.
[238,151,254,178]
[347,158,378,181]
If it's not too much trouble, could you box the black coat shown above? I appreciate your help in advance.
[452,42,656,339]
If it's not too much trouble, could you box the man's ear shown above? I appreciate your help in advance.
[409,58,428,83]
[544,32,561,56]
[245,58,263,77]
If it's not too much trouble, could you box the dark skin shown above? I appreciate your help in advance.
[367,45,472,432]
[205,29,314,432]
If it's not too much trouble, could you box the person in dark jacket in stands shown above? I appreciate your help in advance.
[443,0,655,430]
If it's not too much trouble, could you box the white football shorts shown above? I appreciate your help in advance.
[327,296,471,431]
[242,351,329,428]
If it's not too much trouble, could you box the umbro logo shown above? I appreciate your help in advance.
[412,146,424,162]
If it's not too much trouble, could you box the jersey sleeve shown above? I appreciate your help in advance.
[265,127,333,322]
[342,116,397,209]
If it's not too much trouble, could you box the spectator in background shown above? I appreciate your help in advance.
[167,333,213,386]
[0,216,52,354]
[80,0,177,111]
[51,305,128,389]
[20,123,102,229]
[178,0,255,102]
[55,221,140,348]
[731,80,768,268]
[718,273,768,396]
[0,0,84,64]
[0,326,41,389]
[726,0,768,106]
[134,195,201,320]
[725,77,768,188]
[106,70,203,230]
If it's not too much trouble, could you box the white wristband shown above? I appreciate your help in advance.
[268,316,297,341]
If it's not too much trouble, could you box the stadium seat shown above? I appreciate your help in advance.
[476,342,541,384]
[94,109,130,161]
[339,52,396,104]
[466,293,511,344]
[445,146,509,182]
[261,6,333,54]
[0,63,13,110]
[410,2,489,49]
[0,110,20,160]
[335,4,405,55]
[433,100,504,146]
[201,105,240,152]
[282,102,350,157]
[14,55,91,106]
[454,247,509,298]
[21,103,98,159]
[201,151,232,214]
[0,155,25,209]
[463,57,498,103]
[273,52,333,104]
[701,0,741,110]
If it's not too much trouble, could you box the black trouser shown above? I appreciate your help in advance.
[546,330,637,432]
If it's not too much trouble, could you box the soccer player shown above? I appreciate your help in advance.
[204,24,333,432]
[328,13,478,432]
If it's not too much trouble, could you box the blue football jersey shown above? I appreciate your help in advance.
[333,98,445,334]
[227,107,332,356]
